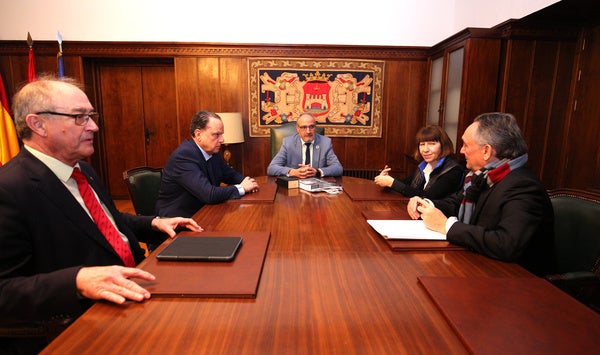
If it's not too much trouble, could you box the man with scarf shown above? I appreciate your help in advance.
[407,112,556,276]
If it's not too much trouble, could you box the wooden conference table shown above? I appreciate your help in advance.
[42,177,560,354]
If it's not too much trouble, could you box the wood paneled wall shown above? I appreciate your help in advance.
[0,12,598,193]
[0,43,429,192]
[497,19,600,190]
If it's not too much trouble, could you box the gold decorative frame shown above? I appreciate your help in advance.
[248,58,384,137]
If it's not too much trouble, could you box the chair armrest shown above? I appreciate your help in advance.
[546,272,600,312]
[546,271,600,290]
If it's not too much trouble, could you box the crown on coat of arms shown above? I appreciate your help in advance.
[303,71,331,82]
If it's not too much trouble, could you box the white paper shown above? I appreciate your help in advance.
[298,178,342,193]
[367,219,446,240]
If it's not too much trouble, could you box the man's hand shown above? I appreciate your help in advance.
[240,176,260,193]
[414,197,448,234]
[152,217,203,238]
[76,266,156,304]
[407,196,422,220]
[289,164,317,179]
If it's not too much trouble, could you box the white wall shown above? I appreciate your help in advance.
[0,0,558,46]
[453,0,559,31]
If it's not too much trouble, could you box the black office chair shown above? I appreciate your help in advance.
[545,188,600,313]
[123,166,163,251]
[122,166,163,216]
[270,122,325,158]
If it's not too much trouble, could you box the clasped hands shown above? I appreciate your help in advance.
[289,164,318,179]
[407,196,448,235]
[77,216,203,305]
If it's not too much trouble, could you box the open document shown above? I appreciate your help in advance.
[367,219,446,240]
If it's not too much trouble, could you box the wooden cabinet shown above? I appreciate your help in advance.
[426,29,501,153]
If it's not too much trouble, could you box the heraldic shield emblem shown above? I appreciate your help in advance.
[249,58,384,138]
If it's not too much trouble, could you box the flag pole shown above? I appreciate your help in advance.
[57,31,65,78]
[26,32,36,82]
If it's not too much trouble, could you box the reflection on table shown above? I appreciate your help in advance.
[42,177,533,354]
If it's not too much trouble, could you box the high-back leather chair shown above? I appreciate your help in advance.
[122,166,163,216]
[270,122,325,158]
[546,188,600,312]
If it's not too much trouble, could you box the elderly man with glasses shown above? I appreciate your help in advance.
[0,75,201,353]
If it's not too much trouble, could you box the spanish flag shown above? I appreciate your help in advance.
[0,73,20,166]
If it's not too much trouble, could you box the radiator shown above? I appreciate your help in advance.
[342,169,380,180]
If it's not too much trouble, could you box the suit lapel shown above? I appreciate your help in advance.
[312,135,321,168]
[22,152,118,255]
[205,156,217,185]
[471,175,506,223]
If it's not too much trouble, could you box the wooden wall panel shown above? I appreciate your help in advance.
[141,66,179,168]
[523,41,562,178]
[97,66,145,196]
[499,40,534,117]
[541,41,576,188]
[196,57,220,113]
[217,57,246,173]
[404,60,429,168]
[174,57,201,141]
[382,61,410,173]
[361,58,425,176]
[460,38,501,138]
[564,25,600,189]
[498,37,578,189]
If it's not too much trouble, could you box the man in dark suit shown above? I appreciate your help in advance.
[156,110,259,218]
[0,75,202,353]
[408,112,556,276]
[267,112,343,178]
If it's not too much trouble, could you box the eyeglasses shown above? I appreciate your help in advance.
[298,125,316,130]
[36,111,100,126]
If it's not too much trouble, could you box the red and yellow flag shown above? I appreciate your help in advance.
[0,73,20,166]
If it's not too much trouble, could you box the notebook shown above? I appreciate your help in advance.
[156,236,243,262]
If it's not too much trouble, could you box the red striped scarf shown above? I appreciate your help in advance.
[458,154,528,224]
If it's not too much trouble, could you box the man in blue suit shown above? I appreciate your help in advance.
[267,113,343,178]
[156,110,259,218]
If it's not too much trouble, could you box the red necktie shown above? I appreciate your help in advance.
[71,168,136,267]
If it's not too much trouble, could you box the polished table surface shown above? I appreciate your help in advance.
[43,177,532,354]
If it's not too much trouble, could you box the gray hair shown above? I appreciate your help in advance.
[473,112,528,159]
[12,74,82,139]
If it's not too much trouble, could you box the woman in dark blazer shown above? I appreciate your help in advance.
[374,125,464,199]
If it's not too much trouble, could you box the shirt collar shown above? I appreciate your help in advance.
[24,144,80,183]
[418,156,446,171]
[193,140,212,161]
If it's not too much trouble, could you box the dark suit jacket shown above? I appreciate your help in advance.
[390,156,464,199]
[432,166,556,276]
[0,148,160,324]
[156,139,245,218]
[267,133,343,177]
